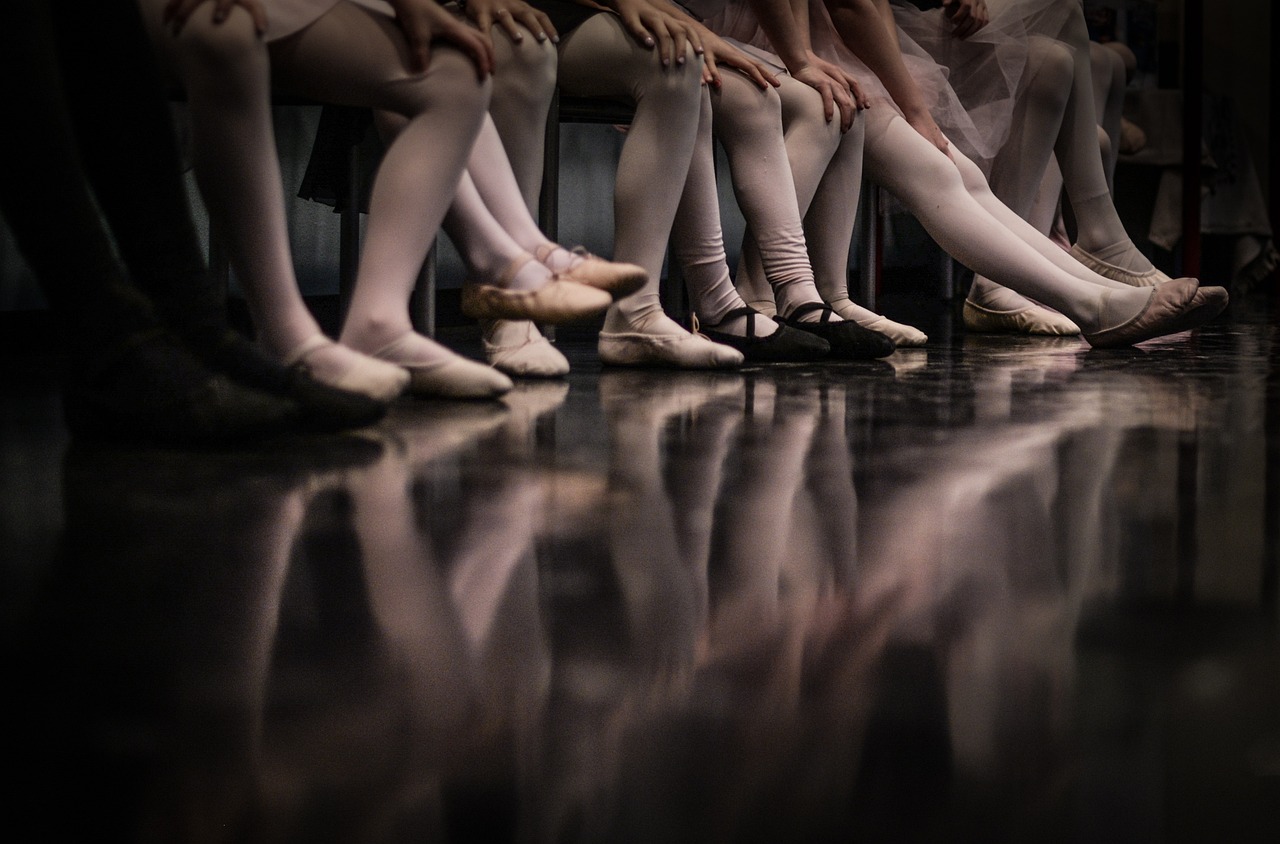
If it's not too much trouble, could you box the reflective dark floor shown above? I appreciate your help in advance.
[3,303,1279,843]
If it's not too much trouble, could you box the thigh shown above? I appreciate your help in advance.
[555,12,678,100]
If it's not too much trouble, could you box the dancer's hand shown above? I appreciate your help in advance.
[607,0,704,68]
[792,64,856,132]
[463,0,558,45]
[807,51,871,111]
[941,0,989,39]
[388,0,495,78]
[697,29,779,90]
[162,0,267,36]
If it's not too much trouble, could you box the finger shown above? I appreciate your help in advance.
[621,13,656,50]
[672,27,688,66]
[820,83,835,123]
[703,54,720,88]
[688,29,704,56]
[536,12,559,43]
[651,20,674,67]
[835,88,854,132]
[518,10,550,42]
[758,63,780,89]
[475,10,493,34]
[496,9,523,42]
[245,0,268,34]
[164,0,199,32]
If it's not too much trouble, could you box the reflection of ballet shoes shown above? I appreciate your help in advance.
[962,299,1081,336]
[1083,278,1229,348]
[460,254,612,324]
[534,244,647,300]
[481,320,570,378]
[1070,244,1172,288]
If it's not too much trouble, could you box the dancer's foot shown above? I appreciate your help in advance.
[698,306,829,363]
[202,330,387,431]
[64,330,299,446]
[598,310,743,369]
[963,280,1080,336]
[534,244,647,300]
[828,297,928,346]
[461,253,612,324]
[481,320,570,378]
[284,334,409,403]
[1070,243,1171,288]
[1083,279,1228,348]
[779,302,896,360]
[371,332,513,399]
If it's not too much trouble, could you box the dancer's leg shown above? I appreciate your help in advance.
[704,71,894,358]
[486,28,558,213]
[863,109,1163,336]
[967,35,1080,332]
[556,15,700,336]
[1090,41,1125,190]
[673,85,778,338]
[1050,6,1157,276]
[142,2,409,400]
[270,4,511,397]
[557,14,741,367]
[734,74,842,313]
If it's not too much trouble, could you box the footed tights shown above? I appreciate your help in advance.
[863,107,1154,335]
[556,13,704,335]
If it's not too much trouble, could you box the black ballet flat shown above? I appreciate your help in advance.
[780,302,896,360]
[699,306,831,362]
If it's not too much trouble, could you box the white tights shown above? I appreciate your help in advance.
[863,107,1155,334]
[555,13,706,337]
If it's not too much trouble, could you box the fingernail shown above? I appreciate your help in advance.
[677,55,685,65]
[645,37,654,47]
[551,35,560,43]
[536,33,547,41]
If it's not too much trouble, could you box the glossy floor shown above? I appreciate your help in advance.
[3,309,1279,842]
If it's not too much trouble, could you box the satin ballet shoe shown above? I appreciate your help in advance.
[779,302,896,360]
[851,313,929,347]
[373,334,513,399]
[534,244,647,300]
[1069,243,1172,287]
[482,320,570,378]
[460,254,612,324]
[598,323,744,370]
[285,334,409,403]
[1083,278,1227,348]
[697,306,830,362]
[962,299,1081,336]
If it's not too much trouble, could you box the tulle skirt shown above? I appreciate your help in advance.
[690,0,1076,170]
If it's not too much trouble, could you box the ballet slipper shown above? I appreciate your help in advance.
[598,317,744,370]
[460,253,612,324]
[481,320,570,378]
[697,306,829,363]
[534,244,647,300]
[1069,243,1172,288]
[827,300,929,347]
[373,334,513,399]
[1083,279,1228,348]
[285,334,410,403]
[779,302,896,360]
[962,299,1081,336]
